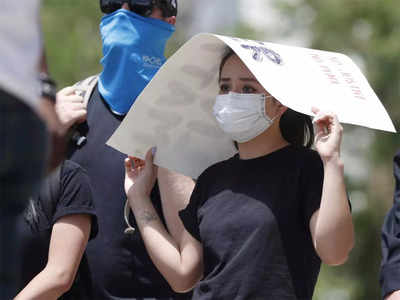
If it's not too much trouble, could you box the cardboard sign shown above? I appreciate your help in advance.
[107,33,396,178]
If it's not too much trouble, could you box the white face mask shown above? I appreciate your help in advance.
[213,92,275,143]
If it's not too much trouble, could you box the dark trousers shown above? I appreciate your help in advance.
[0,88,48,299]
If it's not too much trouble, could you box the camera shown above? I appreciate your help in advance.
[100,0,177,17]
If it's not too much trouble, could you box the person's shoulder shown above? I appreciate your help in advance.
[61,160,90,182]
[73,74,99,88]
[197,154,237,180]
[62,160,85,173]
[287,145,322,169]
[290,145,320,159]
[73,74,99,104]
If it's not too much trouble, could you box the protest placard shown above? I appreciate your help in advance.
[108,33,396,178]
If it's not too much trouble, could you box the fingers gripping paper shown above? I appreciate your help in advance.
[107,33,396,179]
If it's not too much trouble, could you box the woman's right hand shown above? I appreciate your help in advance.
[124,147,158,199]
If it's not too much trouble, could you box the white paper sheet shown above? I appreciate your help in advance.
[107,33,396,179]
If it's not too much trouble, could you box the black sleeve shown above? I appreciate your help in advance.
[380,152,400,298]
[178,176,204,242]
[301,150,324,225]
[52,160,98,240]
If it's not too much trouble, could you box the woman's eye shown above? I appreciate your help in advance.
[242,86,256,93]
[219,84,230,93]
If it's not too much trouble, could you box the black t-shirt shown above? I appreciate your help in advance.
[16,160,98,299]
[68,86,183,299]
[179,145,324,300]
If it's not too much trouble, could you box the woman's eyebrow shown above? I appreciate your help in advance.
[219,78,257,82]
[239,77,257,82]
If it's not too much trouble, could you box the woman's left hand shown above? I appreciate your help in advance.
[312,107,343,163]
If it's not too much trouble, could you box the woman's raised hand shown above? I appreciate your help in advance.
[312,107,343,163]
[124,147,158,199]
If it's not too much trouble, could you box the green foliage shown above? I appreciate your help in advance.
[42,0,103,87]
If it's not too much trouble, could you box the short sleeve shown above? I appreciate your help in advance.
[52,160,98,240]
[380,152,400,297]
[300,150,324,225]
[179,177,204,242]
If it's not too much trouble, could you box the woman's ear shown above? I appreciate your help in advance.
[271,98,288,117]
[278,105,288,116]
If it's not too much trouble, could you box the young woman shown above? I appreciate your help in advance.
[15,160,97,300]
[124,50,354,300]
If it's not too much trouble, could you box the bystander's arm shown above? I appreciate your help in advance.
[37,50,66,172]
[14,214,91,300]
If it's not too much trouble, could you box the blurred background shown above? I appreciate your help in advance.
[41,0,400,299]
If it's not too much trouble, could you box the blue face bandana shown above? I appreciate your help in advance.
[98,9,175,115]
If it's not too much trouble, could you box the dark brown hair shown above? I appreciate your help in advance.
[219,48,314,148]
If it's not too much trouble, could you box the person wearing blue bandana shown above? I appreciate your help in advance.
[54,1,195,299]
[98,8,175,114]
